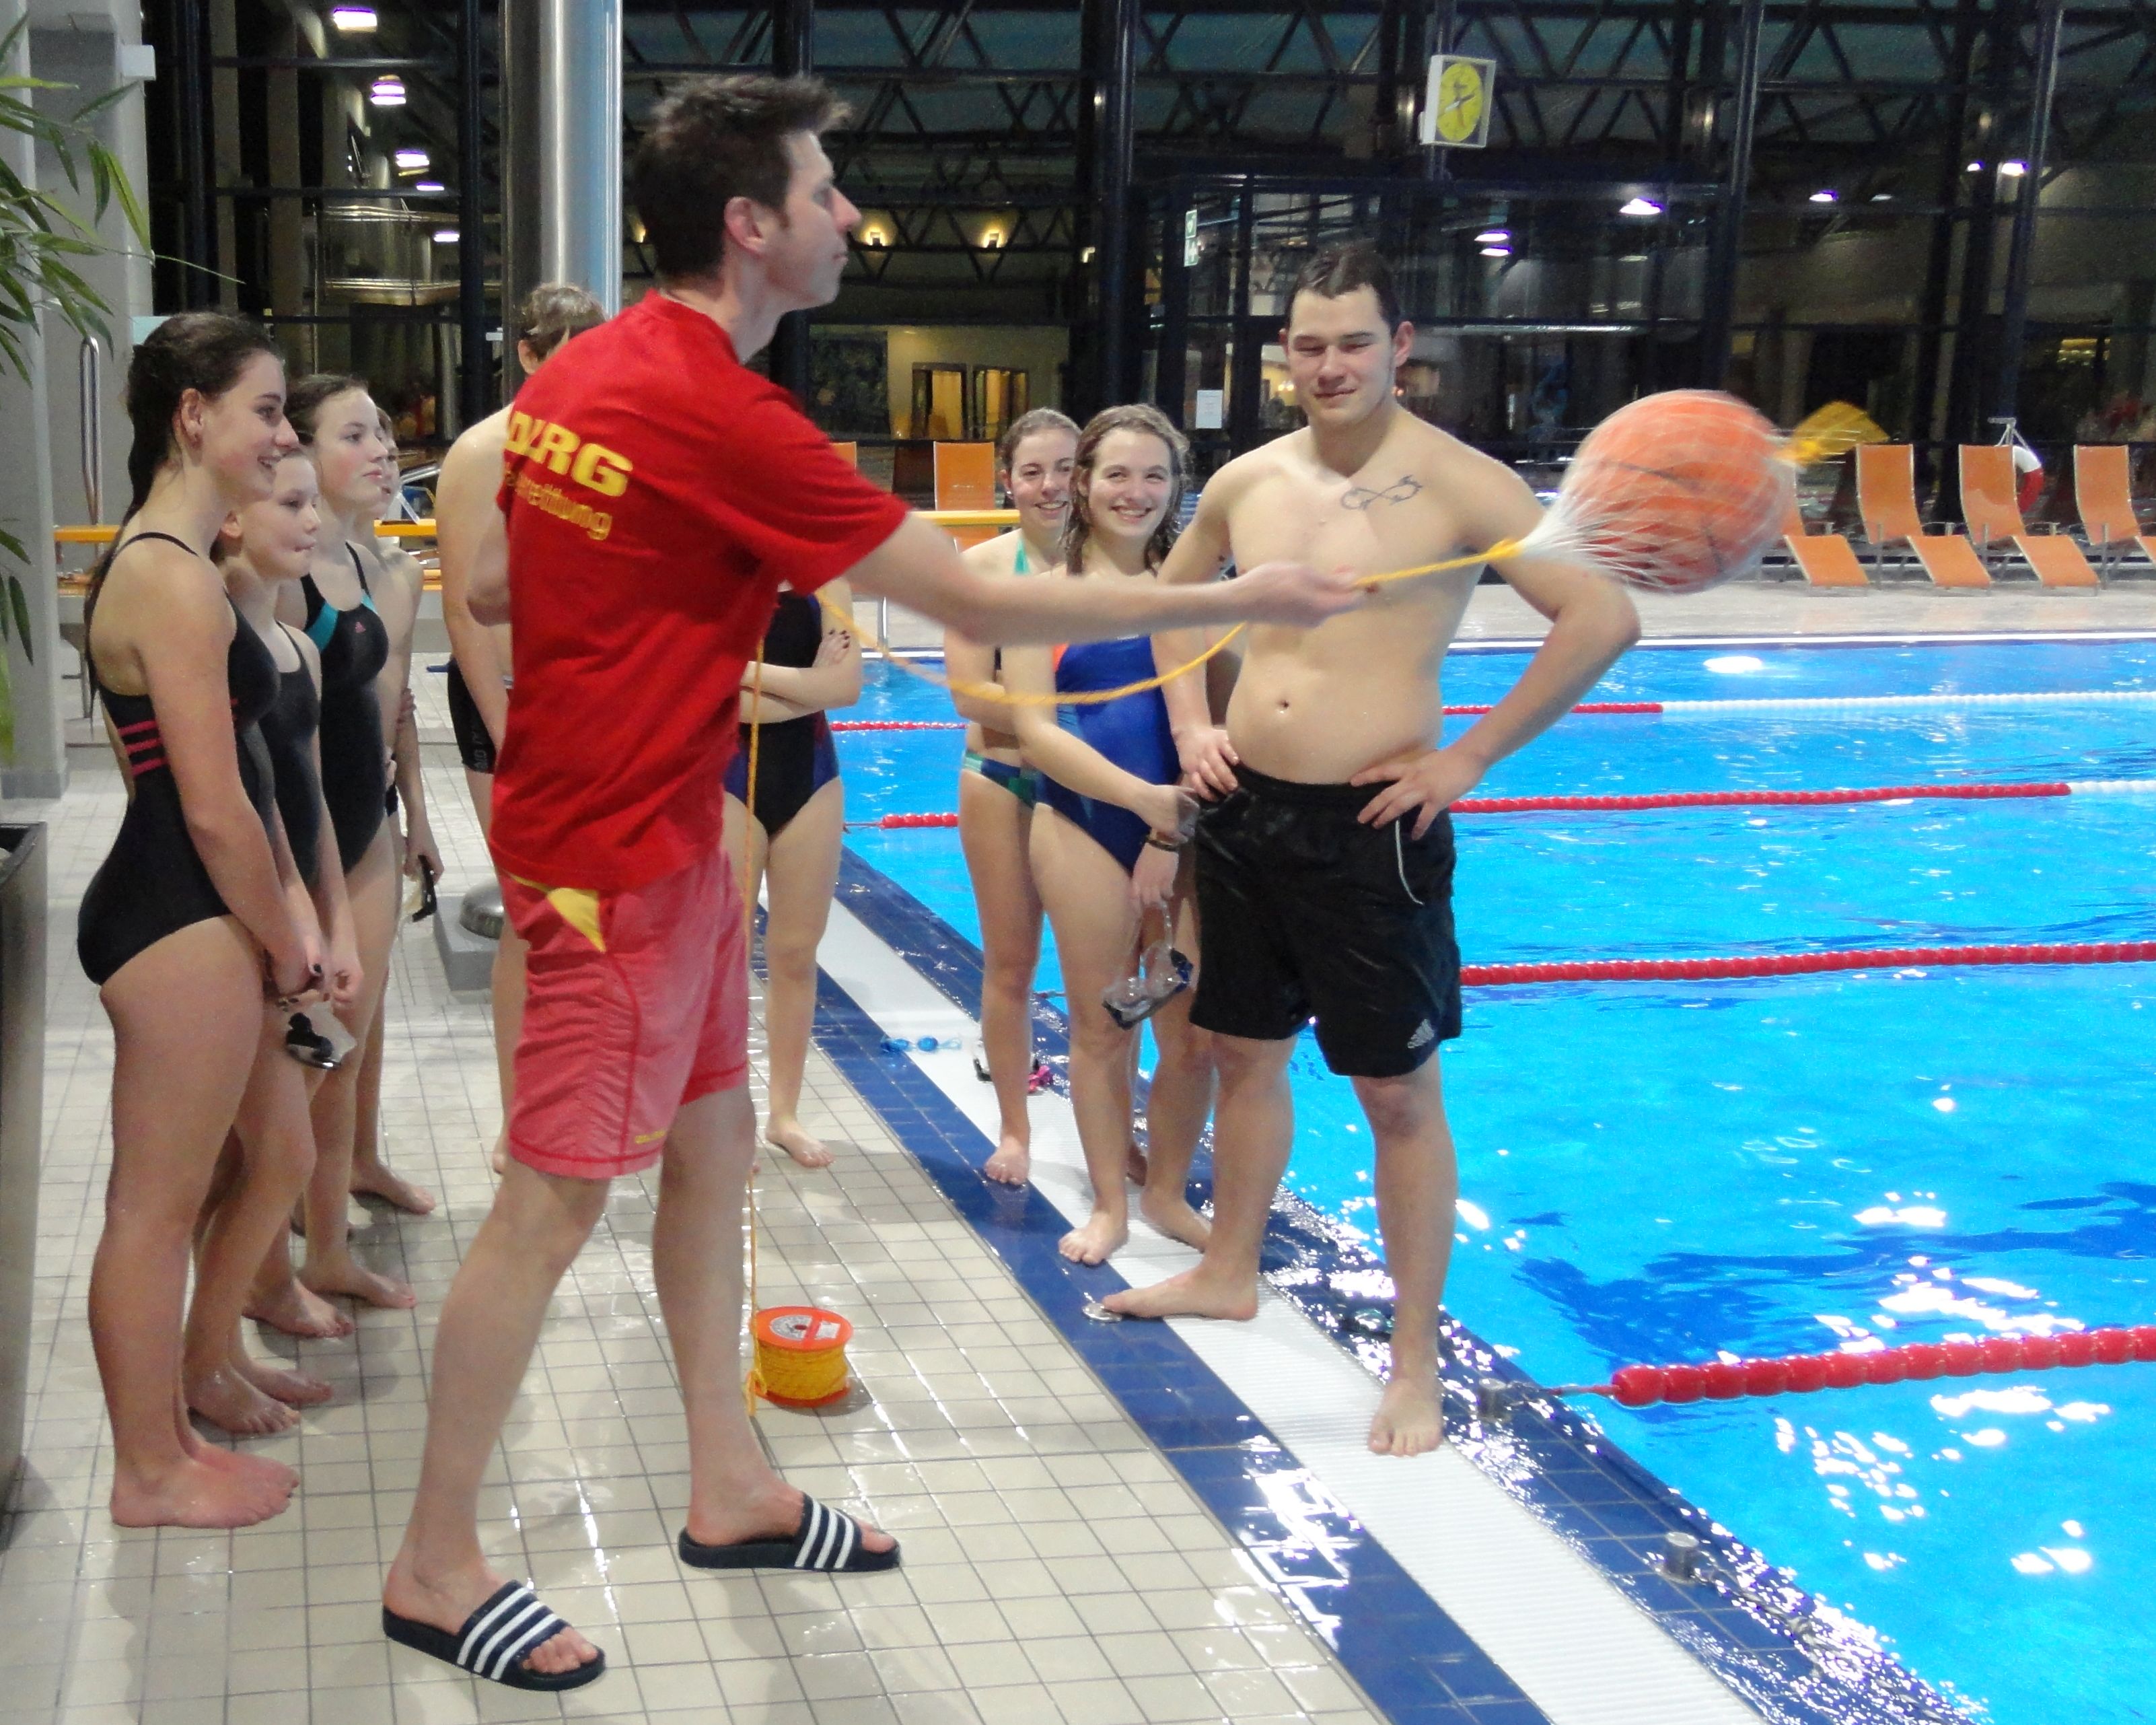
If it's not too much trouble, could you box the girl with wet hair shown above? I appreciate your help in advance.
[77,311,316,1528]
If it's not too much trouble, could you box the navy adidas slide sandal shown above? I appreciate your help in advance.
[382,1580,605,1690]
[678,1494,900,1573]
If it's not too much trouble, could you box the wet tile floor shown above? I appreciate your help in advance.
[0,701,1388,1725]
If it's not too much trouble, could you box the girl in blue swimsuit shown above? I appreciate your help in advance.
[946,409,1079,1187]
[1005,406,1216,1267]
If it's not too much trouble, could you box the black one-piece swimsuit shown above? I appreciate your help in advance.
[77,532,281,987]
[301,545,391,872]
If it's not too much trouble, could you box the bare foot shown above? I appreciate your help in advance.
[351,1159,437,1215]
[1058,1207,1128,1266]
[111,1457,290,1529]
[683,1477,897,1558]
[299,1257,417,1311]
[1369,1370,1446,1457]
[1124,1142,1149,1185]
[182,1428,300,1493]
[184,1362,297,1436]
[1139,1189,1213,1251]
[233,1349,334,1407]
[766,1121,834,1170]
[983,1135,1031,1186]
[246,1279,355,1339]
[384,1557,601,1681]
[1101,1262,1258,1321]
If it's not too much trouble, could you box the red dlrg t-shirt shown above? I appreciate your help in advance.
[491,292,908,892]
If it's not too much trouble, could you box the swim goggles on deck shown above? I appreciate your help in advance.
[1102,938,1193,1030]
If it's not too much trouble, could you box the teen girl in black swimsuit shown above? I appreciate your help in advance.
[720,582,861,1168]
[266,377,421,1320]
[76,313,318,1530]
[185,450,364,1436]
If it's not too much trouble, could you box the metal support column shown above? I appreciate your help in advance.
[1696,0,1764,388]
[1944,0,2016,456]
[538,0,622,314]
[501,0,542,399]
[1909,0,1980,473]
[1073,0,1138,421]
[766,0,815,407]
[1156,189,1190,425]
[173,0,213,305]
[1993,0,2064,425]
[457,0,492,428]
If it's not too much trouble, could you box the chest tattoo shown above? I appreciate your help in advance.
[1341,474,1424,512]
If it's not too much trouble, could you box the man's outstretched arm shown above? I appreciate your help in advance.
[845,513,1360,645]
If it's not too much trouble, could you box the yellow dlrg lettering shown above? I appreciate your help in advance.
[532,421,581,474]
[571,442,633,498]
[504,411,538,456]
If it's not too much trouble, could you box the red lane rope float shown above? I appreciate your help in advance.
[829,720,966,731]
[1554,1327,2156,1409]
[1464,939,2156,986]
[832,695,2156,728]
[852,779,2149,829]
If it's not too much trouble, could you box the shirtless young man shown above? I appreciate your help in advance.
[1103,240,1640,1457]
[435,284,605,1175]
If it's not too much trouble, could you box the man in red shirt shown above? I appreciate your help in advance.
[381,75,1361,1691]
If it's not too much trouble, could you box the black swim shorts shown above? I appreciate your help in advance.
[445,660,499,775]
[1189,764,1462,1078]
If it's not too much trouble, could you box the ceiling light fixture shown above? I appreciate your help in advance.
[412,180,445,194]
[394,148,430,171]
[432,229,459,244]
[369,76,406,106]
[1480,245,1511,258]
[2000,159,2027,177]
[1966,160,1984,172]
[331,6,378,29]
[1809,189,1838,203]
[1619,196,1663,217]
[1871,192,1894,202]
[1474,228,1509,244]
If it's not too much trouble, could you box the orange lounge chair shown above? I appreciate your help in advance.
[934,442,1001,549]
[2073,445,2156,573]
[1781,498,1868,589]
[1959,445,2099,589]
[1855,444,1990,589]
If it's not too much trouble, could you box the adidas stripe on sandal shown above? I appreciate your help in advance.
[677,1493,900,1573]
[382,1580,604,1691]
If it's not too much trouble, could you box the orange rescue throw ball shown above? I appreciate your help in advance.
[1556,390,1793,595]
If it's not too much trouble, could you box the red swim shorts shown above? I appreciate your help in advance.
[501,843,748,1180]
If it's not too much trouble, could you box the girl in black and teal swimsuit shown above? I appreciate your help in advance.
[946,409,1081,1186]
[1003,405,1216,1269]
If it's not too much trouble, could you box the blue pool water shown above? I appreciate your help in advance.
[834,637,2156,1725]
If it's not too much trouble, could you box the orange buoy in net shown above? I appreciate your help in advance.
[1545,390,1794,595]
[751,1306,854,1409]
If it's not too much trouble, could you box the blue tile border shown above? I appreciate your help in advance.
[823,850,1974,1725]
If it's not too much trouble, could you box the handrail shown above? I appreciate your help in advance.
[78,336,103,524]
[51,506,1020,549]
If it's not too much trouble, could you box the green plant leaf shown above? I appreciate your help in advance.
[0,524,25,563]
[8,576,32,665]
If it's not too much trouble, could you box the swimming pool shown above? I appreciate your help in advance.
[831,635,2156,1725]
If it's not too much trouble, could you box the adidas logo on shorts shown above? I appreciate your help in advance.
[1406,1019,1435,1050]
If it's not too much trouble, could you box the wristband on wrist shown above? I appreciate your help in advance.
[1145,832,1189,853]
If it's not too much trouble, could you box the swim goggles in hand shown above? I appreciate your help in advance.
[1102,938,1193,1030]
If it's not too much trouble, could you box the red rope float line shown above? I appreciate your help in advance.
[849,777,2147,829]
[1464,940,2156,985]
[1539,1327,2156,1410]
[829,720,967,731]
